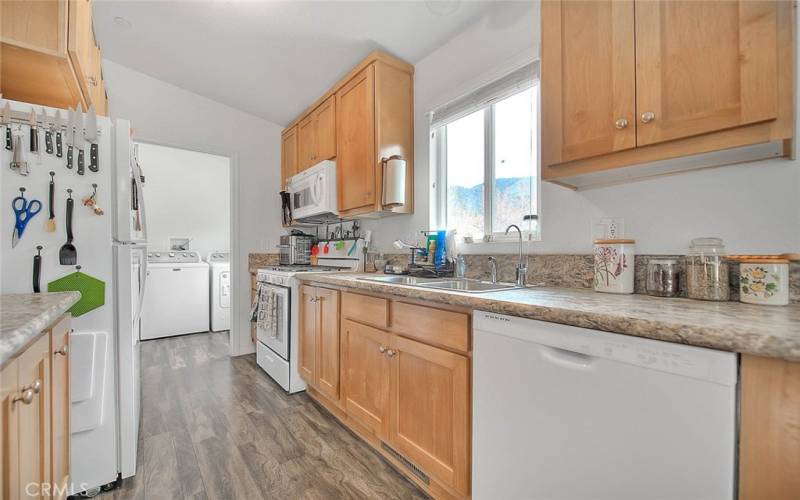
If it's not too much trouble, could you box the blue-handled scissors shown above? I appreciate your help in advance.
[11,187,42,248]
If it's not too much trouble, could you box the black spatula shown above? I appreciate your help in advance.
[59,189,76,265]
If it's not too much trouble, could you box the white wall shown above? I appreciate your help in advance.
[137,142,230,256]
[103,60,284,355]
[364,1,800,256]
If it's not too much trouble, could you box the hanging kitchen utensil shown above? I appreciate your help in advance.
[2,102,12,151]
[82,183,104,215]
[48,265,105,317]
[75,104,85,175]
[59,189,77,265]
[33,246,42,293]
[9,134,28,175]
[86,105,99,173]
[43,109,54,154]
[28,108,39,154]
[65,107,75,169]
[54,110,63,158]
[11,187,42,248]
[45,171,56,232]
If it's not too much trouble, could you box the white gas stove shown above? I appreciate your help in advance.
[253,239,364,393]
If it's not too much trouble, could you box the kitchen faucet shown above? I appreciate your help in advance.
[505,224,527,287]
[487,256,498,284]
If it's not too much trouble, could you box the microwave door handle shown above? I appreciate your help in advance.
[311,176,322,205]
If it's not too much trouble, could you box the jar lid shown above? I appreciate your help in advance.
[728,255,790,264]
[688,237,726,255]
[594,239,635,244]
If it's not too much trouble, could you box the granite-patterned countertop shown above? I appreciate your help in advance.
[0,292,81,369]
[299,273,800,362]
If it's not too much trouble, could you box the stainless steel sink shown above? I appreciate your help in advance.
[358,275,448,285]
[417,279,522,293]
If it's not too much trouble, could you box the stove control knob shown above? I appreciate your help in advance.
[155,253,161,257]
[183,253,188,257]
[169,252,175,257]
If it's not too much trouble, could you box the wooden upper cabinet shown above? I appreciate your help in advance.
[389,336,470,496]
[635,0,779,146]
[68,0,94,99]
[337,66,377,213]
[281,126,299,189]
[541,0,636,166]
[296,95,337,172]
[342,319,391,436]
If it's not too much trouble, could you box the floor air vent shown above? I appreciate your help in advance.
[381,442,430,485]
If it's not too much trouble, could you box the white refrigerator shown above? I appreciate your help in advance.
[0,99,147,494]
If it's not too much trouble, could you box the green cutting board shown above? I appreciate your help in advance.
[48,269,106,317]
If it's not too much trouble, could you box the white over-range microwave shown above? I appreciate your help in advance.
[287,159,338,221]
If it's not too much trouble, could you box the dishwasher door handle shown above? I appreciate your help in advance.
[540,346,595,370]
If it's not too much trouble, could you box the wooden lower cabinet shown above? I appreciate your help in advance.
[0,315,70,500]
[341,319,391,435]
[299,285,341,401]
[390,336,470,496]
[303,289,471,499]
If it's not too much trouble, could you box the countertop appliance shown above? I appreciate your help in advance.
[253,238,365,393]
[287,159,337,221]
[278,233,314,265]
[141,251,209,340]
[207,251,230,332]
[0,99,147,494]
[472,311,737,500]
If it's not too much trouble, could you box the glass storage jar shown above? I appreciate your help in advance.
[686,237,730,301]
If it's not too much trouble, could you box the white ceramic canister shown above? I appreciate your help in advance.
[739,258,789,306]
[593,239,635,294]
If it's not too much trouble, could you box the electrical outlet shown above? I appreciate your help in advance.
[592,217,625,240]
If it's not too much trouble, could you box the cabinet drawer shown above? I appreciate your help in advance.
[342,292,388,329]
[391,302,469,353]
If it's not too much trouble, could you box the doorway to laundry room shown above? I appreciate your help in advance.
[134,142,233,358]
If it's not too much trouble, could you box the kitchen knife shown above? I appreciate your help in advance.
[54,110,63,157]
[75,104,85,175]
[65,107,75,169]
[28,109,39,153]
[2,102,11,151]
[43,109,53,154]
[86,105,98,172]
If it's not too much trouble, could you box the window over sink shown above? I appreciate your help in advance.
[430,62,540,242]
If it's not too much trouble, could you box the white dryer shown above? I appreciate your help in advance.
[141,251,209,340]
[207,251,231,332]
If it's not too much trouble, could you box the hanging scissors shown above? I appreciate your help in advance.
[12,187,42,248]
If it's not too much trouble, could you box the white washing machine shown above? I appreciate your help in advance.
[140,251,210,340]
[207,251,231,332]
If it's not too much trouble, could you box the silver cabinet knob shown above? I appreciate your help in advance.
[56,345,69,356]
[378,345,386,353]
[13,389,35,406]
[615,118,629,130]
[386,349,397,357]
[26,379,42,394]
[641,112,655,123]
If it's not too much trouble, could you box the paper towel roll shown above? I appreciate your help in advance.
[382,156,406,208]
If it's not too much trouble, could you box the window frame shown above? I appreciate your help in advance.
[430,81,540,242]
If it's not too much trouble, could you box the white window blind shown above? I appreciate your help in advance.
[429,60,539,130]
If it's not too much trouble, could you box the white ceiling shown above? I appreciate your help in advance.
[93,0,512,126]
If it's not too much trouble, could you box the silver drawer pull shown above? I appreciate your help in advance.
[386,349,397,357]
[378,345,386,353]
[56,345,69,356]
[13,389,35,405]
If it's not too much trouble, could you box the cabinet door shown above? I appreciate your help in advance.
[341,319,390,436]
[281,126,298,189]
[314,95,337,162]
[297,114,316,171]
[542,0,636,166]
[389,336,470,495]
[336,66,376,213]
[298,285,317,384]
[315,287,340,400]
[68,0,94,97]
[17,335,51,500]
[0,359,19,500]
[635,0,779,146]
[50,319,70,500]
[0,0,68,53]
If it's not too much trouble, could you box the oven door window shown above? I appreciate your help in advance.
[256,284,290,360]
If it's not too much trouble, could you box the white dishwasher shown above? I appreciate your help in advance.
[473,311,738,500]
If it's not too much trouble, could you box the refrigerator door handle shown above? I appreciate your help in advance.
[134,248,148,325]
[131,154,148,242]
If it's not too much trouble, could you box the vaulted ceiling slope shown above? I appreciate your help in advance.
[94,0,516,125]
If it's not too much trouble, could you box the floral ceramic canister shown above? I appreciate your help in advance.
[593,239,635,294]
[739,258,789,306]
